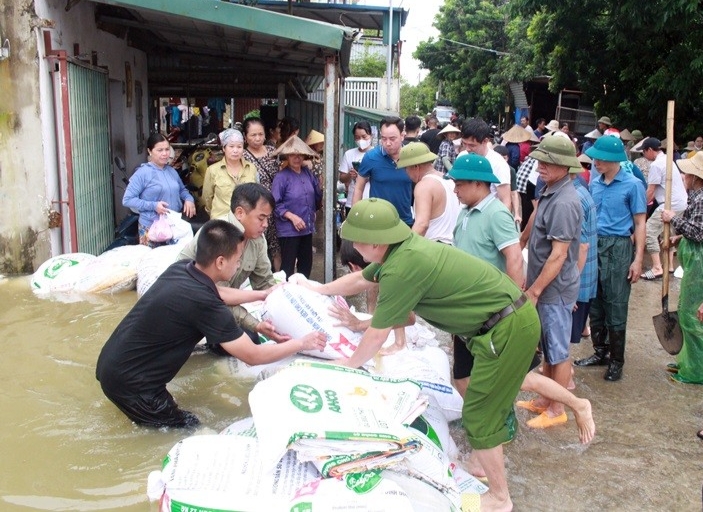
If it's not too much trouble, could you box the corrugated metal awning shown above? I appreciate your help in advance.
[92,0,355,97]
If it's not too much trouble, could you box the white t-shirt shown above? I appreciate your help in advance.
[485,148,511,196]
[648,151,688,210]
[339,147,370,208]
[457,148,511,193]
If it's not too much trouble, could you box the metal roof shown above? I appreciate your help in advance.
[253,1,409,34]
[92,0,356,98]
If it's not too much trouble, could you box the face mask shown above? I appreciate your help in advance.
[356,138,371,150]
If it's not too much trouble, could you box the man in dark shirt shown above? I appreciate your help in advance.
[420,116,442,154]
[403,115,422,145]
[96,219,325,428]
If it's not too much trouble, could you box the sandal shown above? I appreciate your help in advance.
[641,269,663,280]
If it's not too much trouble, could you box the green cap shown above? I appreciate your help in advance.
[396,142,437,169]
[529,136,580,168]
[445,153,498,183]
[340,198,411,244]
[584,135,627,162]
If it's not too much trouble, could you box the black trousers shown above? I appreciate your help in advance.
[279,234,314,279]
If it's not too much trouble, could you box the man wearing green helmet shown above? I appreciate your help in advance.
[575,135,646,381]
[301,197,540,512]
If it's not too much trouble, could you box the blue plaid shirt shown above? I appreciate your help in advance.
[574,180,598,301]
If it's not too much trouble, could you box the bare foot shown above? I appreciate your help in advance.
[465,451,487,478]
[480,491,513,512]
[573,398,596,444]
[379,340,405,356]
[379,328,406,355]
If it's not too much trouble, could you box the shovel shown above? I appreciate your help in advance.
[652,101,683,355]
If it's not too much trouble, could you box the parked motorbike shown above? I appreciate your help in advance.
[171,132,219,210]
[104,156,139,252]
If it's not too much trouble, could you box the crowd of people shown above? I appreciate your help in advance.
[104,110,703,512]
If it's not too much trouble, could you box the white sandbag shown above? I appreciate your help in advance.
[261,284,394,360]
[249,360,426,473]
[74,245,152,294]
[448,462,489,495]
[220,416,256,437]
[216,352,325,382]
[216,350,299,381]
[381,470,459,512]
[288,472,414,512]
[31,253,96,293]
[136,244,183,297]
[375,346,463,422]
[149,434,320,512]
[400,397,459,494]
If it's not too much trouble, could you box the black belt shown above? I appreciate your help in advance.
[479,294,528,335]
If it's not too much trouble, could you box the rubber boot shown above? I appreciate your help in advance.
[574,326,610,367]
[604,330,625,381]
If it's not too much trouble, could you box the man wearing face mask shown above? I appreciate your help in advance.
[339,121,374,215]
[353,116,414,227]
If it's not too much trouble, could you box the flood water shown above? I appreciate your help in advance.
[0,270,702,511]
[0,276,255,511]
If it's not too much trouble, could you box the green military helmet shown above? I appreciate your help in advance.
[340,198,411,244]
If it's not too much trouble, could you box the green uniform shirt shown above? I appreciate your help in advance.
[361,232,521,336]
[178,211,275,331]
[453,194,519,273]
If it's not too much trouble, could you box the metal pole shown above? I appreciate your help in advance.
[386,0,393,111]
[324,56,337,283]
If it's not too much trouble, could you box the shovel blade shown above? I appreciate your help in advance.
[652,310,683,355]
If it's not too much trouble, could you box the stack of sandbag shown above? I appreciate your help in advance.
[260,283,395,360]
[73,244,152,294]
[148,359,489,512]
[30,253,96,294]
[375,346,464,422]
[250,360,427,476]
[147,434,320,511]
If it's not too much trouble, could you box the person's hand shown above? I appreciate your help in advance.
[525,287,539,305]
[256,320,291,343]
[698,302,703,323]
[155,201,169,215]
[628,260,643,283]
[288,213,306,231]
[331,357,352,367]
[329,303,363,332]
[670,235,683,247]
[349,169,358,180]
[660,209,675,223]
[297,331,327,352]
[294,275,324,293]
[183,200,196,218]
[262,283,284,298]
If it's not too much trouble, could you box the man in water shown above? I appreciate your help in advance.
[96,219,325,428]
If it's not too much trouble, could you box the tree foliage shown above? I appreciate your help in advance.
[399,75,439,118]
[414,0,517,120]
[510,0,703,137]
[415,0,703,137]
[350,42,387,78]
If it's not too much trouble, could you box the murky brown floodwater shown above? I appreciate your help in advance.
[0,262,701,511]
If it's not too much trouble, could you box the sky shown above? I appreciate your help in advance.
[357,0,441,85]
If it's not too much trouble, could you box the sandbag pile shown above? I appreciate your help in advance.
[148,360,488,512]
[31,245,151,296]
